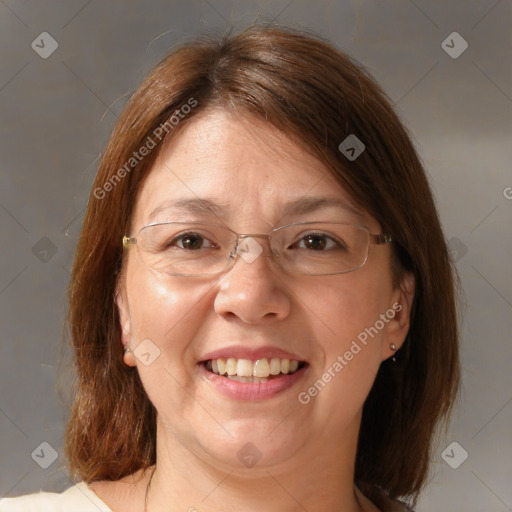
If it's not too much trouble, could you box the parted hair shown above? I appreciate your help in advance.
[64,24,459,507]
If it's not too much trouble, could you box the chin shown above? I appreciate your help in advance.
[190,417,307,472]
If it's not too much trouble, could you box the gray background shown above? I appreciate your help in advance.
[0,1,511,511]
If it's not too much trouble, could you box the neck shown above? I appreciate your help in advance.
[143,418,367,512]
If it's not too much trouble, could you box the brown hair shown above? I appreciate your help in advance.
[64,24,459,507]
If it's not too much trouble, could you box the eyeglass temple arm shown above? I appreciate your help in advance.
[371,233,393,245]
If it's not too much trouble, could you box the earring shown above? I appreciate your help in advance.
[390,343,397,362]
[123,345,131,355]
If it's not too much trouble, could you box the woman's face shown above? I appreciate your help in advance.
[118,109,412,471]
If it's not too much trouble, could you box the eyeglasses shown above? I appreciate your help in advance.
[122,221,392,277]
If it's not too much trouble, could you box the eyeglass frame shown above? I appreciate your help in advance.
[122,220,393,277]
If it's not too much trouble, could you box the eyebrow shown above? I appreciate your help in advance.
[147,196,364,223]
[148,198,226,222]
[279,197,364,218]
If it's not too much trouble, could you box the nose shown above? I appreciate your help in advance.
[213,237,292,324]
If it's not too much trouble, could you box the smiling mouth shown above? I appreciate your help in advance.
[203,357,307,383]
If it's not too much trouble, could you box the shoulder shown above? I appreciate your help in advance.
[356,485,414,512]
[371,491,415,512]
[0,482,112,512]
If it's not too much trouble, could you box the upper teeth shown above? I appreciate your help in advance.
[207,357,300,378]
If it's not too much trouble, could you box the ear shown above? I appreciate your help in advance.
[115,279,136,367]
[381,271,415,361]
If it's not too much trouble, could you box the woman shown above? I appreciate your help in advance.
[0,24,459,512]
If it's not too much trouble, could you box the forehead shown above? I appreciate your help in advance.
[132,109,371,229]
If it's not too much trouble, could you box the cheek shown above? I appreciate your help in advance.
[124,265,219,422]
[296,272,392,419]
[305,270,392,349]
[125,263,215,362]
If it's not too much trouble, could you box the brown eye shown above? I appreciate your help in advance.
[170,232,214,250]
[303,234,328,250]
[294,233,342,251]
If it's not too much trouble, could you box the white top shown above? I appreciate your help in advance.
[0,482,112,512]
[0,483,412,511]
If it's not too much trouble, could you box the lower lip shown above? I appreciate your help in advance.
[198,363,309,400]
